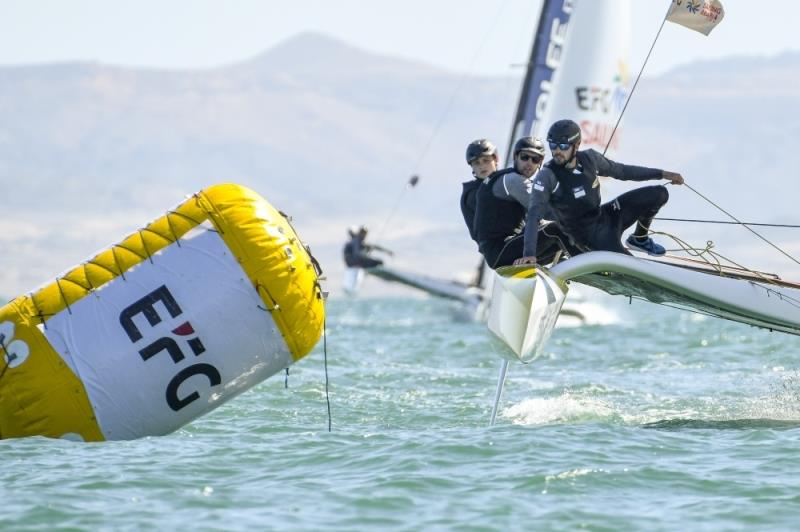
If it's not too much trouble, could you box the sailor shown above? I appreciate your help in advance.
[343,225,393,268]
[473,136,579,269]
[516,119,684,266]
[460,139,498,246]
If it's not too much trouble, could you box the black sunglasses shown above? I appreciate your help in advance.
[519,153,542,163]
[549,141,573,151]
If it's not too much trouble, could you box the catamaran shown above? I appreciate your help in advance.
[484,0,800,421]
[345,0,632,322]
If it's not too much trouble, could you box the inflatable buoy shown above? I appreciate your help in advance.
[0,184,325,441]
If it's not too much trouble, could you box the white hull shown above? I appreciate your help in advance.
[367,266,480,303]
[551,251,800,335]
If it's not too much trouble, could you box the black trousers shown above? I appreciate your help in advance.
[587,185,669,255]
[483,222,581,269]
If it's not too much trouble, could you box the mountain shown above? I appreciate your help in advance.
[1,34,799,298]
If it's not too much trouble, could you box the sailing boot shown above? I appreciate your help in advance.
[626,235,666,256]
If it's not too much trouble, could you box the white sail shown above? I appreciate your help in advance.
[508,0,631,157]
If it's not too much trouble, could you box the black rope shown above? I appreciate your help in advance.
[323,317,331,433]
[408,0,511,177]
[111,246,127,281]
[655,217,800,228]
[377,0,512,240]
[0,333,11,383]
[683,182,800,267]
[165,212,182,248]
[55,278,73,315]
[284,367,289,389]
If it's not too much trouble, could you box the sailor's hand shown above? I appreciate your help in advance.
[663,171,684,185]
[513,256,538,266]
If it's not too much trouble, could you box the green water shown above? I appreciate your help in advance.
[3,295,800,530]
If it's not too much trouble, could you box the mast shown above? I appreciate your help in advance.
[503,0,574,167]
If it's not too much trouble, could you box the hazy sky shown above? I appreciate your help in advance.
[3,1,799,77]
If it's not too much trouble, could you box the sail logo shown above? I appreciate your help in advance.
[683,0,701,15]
[119,284,221,412]
[574,60,630,150]
[0,321,30,369]
[575,86,615,113]
[575,59,630,116]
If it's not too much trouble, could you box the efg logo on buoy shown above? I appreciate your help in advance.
[0,321,30,369]
[119,285,222,412]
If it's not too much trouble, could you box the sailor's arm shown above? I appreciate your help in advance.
[515,171,554,265]
[587,149,683,184]
[372,244,394,256]
[516,218,542,266]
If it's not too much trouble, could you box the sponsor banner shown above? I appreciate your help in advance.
[44,223,292,440]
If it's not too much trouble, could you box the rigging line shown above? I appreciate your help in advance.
[654,217,800,228]
[376,0,512,240]
[682,182,800,267]
[375,175,418,240]
[0,334,10,383]
[602,2,674,156]
[635,296,768,330]
[651,230,800,305]
[650,296,800,332]
[409,0,512,176]
[653,230,765,281]
[323,316,332,433]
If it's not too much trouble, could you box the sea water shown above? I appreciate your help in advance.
[3,293,800,530]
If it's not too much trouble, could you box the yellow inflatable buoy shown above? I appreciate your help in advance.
[0,184,325,441]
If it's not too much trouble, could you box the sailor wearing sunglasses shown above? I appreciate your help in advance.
[472,137,579,269]
[514,119,684,266]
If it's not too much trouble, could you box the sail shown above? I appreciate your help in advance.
[505,0,573,166]
[507,0,631,160]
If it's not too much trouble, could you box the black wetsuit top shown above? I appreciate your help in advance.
[343,237,383,268]
[460,178,482,244]
[473,168,521,253]
[523,149,663,256]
